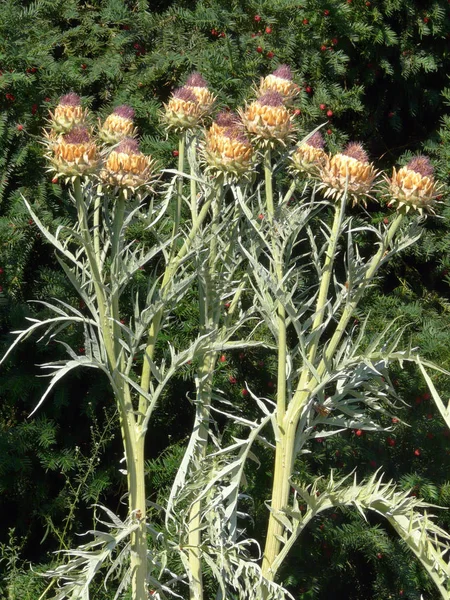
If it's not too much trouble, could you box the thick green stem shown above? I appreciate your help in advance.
[190,137,198,221]
[175,133,186,240]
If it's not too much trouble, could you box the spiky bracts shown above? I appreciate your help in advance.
[99,105,137,144]
[319,142,378,207]
[203,114,254,181]
[185,72,215,114]
[259,65,300,104]
[100,138,156,197]
[48,93,88,134]
[48,126,99,180]
[292,131,327,174]
[240,91,293,146]
[387,155,438,214]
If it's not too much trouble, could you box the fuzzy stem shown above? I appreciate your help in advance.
[190,137,198,221]
[93,185,102,263]
[175,133,186,239]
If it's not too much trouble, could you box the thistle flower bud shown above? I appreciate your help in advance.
[100,137,156,196]
[240,91,292,145]
[292,131,327,174]
[203,120,254,181]
[163,86,204,132]
[259,65,300,104]
[99,105,137,144]
[387,155,438,214]
[319,142,378,206]
[49,93,88,133]
[49,126,99,179]
[185,72,215,114]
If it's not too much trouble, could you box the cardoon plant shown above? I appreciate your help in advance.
[1,70,450,600]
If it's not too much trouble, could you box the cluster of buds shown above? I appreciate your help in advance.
[163,73,215,132]
[292,131,327,174]
[45,93,155,193]
[240,90,292,145]
[258,65,300,105]
[318,142,378,207]
[203,112,254,181]
[387,156,438,214]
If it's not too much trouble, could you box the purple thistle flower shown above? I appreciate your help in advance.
[186,72,208,88]
[272,65,293,81]
[215,111,241,128]
[116,138,140,154]
[258,91,284,107]
[407,155,434,177]
[173,86,198,102]
[343,142,369,164]
[113,105,135,120]
[223,126,249,144]
[306,131,325,149]
[64,126,90,144]
[59,92,81,107]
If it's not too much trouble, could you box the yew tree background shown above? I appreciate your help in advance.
[1,0,450,598]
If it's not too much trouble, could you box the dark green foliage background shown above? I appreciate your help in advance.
[1,0,450,598]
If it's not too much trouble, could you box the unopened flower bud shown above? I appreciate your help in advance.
[240,91,293,145]
[49,126,99,178]
[99,105,137,143]
[292,131,328,174]
[259,65,300,104]
[185,72,215,114]
[100,137,156,196]
[49,93,88,133]
[387,155,438,214]
[319,142,378,206]
[163,86,204,132]
[203,120,254,181]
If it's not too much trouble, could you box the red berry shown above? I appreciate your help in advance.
[326,109,333,117]
[383,217,389,224]
[267,51,274,58]
[211,28,218,36]
[265,26,272,33]
[427,432,434,439]
[79,347,85,354]
[326,128,332,135]
[51,177,58,184]
[423,392,431,400]
[319,103,326,110]
[224,301,231,309]
[254,14,261,21]
[355,429,363,437]
[44,97,51,102]
[302,18,309,25]
[229,376,237,384]
[239,352,245,360]
[388,111,395,118]
[256,46,263,53]
[242,388,249,396]
[392,417,399,423]
[172,150,179,157]
[258,213,265,220]
[320,45,327,51]
[370,460,377,468]
[0,268,3,274]
[305,85,312,93]
[414,448,421,456]
[387,437,396,447]
[268,381,274,388]
[220,32,226,37]
[377,553,383,559]
[347,0,352,3]
[399,591,404,597]
[31,104,38,115]
[366,1,371,5]
[427,413,433,420]
[251,33,256,38]
[332,38,338,45]
[219,354,226,363]
[28,219,33,225]
[81,64,87,70]
[16,124,23,131]
[294,108,301,116]
[423,17,429,23]
[324,9,330,15]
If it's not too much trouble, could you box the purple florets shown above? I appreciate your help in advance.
[306,131,325,149]
[223,126,249,144]
[258,91,284,107]
[59,92,81,107]
[116,138,140,154]
[113,105,135,120]
[173,86,198,102]
[64,126,90,144]
[215,111,241,128]
[407,155,434,177]
[272,65,293,81]
[343,142,369,164]
[186,72,208,88]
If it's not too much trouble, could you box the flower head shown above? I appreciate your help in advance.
[184,72,215,114]
[387,155,438,214]
[259,65,300,104]
[292,131,327,174]
[49,92,87,133]
[240,91,293,145]
[319,142,378,206]
[209,111,242,136]
[100,137,156,196]
[49,126,99,179]
[99,104,137,143]
[163,86,205,132]
[203,119,254,181]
